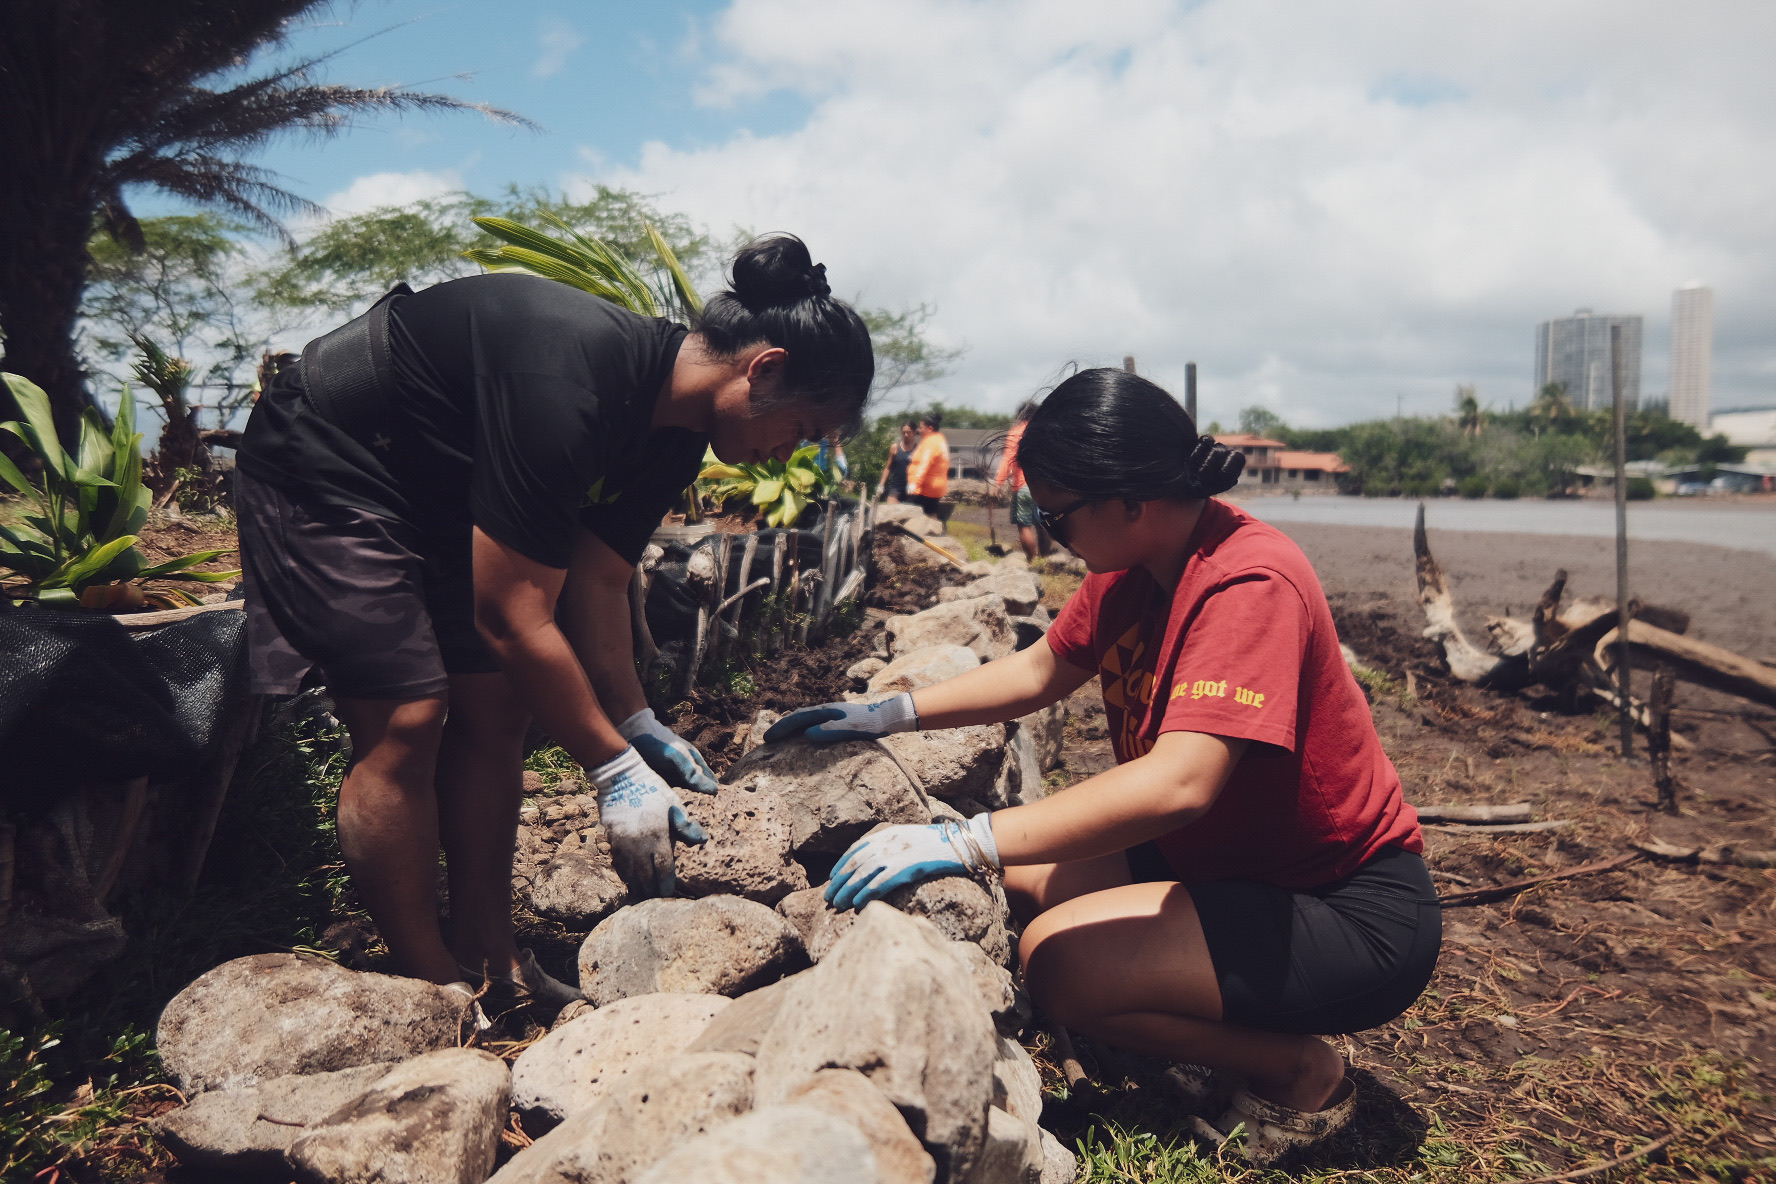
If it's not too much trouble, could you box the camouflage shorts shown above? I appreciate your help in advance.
[235,470,498,699]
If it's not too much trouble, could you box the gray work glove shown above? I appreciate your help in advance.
[589,746,708,899]
[619,708,719,796]
[763,692,918,744]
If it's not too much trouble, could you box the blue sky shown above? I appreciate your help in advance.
[141,1,1776,425]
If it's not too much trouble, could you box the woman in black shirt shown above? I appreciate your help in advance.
[236,236,873,1005]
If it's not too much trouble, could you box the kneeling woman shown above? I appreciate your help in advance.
[769,370,1438,1163]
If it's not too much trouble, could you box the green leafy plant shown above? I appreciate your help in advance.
[0,373,237,609]
[698,443,838,528]
[462,213,704,320]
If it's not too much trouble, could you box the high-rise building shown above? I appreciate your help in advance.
[1534,309,1642,411]
[1668,284,1713,430]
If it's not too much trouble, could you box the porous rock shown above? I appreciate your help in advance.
[879,724,1007,806]
[675,784,809,905]
[725,738,929,855]
[868,643,981,695]
[153,1063,396,1173]
[490,1051,754,1184]
[528,850,629,926]
[958,1106,1042,1184]
[1039,1128,1079,1184]
[1002,723,1044,806]
[287,1048,509,1184]
[578,896,803,1006]
[775,885,855,962]
[742,709,781,757]
[634,1103,884,1184]
[937,571,1042,617]
[510,992,731,1123]
[885,875,1013,967]
[953,945,1031,1038]
[157,953,464,1094]
[686,972,805,1056]
[888,598,1015,662]
[754,903,997,1183]
[874,502,926,526]
[787,1069,937,1184]
[899,513,950,538]
[847,656,889,688]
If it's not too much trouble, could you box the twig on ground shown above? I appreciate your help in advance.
[1415,803,1534,824]
[1047,1023,1089,1090]
[1510,1130,1675,1183]
[1437,852,1642,907]
[1425,820,1574,835]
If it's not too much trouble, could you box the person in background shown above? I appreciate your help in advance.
[992,399,1041,560]
[765,369,1437,1166]
[815,429,849,484]
[904,410,950,516]
[877,420,916,503]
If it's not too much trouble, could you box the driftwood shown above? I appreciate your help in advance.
[1635,838,1776,869]
[1436,852,1642,907]
[1424,819,1573,835]
[1414,504,1773,720]
[1413,803,1533,824]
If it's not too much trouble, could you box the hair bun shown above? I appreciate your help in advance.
[1189,435,1246,496]
[730,234,826,311]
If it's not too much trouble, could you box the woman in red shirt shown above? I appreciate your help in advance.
[768,369,1439,1164]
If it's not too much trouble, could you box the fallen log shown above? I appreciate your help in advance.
[1413,803,1533,824]
[1424,819,1573,836]
[1634,838,1776,869]
[1599,620,1776,711]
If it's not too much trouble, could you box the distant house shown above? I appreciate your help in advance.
[944,428,1003,481]
[1212,435,1345,488]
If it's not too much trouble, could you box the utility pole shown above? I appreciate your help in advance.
[1122,355,1137,375]
[1185,362,1198,426]
[1611,324,1633,758]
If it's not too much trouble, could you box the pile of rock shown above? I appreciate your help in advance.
[151,553,1081,1182]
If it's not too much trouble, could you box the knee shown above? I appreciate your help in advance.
[1017,911,1092,1027]
[342,697,447,781]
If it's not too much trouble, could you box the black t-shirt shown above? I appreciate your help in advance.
[238,273,702,567]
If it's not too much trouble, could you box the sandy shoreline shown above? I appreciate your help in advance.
[1271,519,1776,664]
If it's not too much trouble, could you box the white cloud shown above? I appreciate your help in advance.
[322,168,464,218]
[567,0,1776,423]
[533,16,585,79]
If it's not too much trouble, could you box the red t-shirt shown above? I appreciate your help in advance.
[1046,499,1421,890]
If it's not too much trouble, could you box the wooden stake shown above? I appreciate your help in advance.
[1611,323,1632,758]
[1649,665,1677,815]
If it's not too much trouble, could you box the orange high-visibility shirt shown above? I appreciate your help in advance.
[906,431,950,499]
[994,420,1026,490]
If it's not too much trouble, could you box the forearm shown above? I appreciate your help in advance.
[482,618,627,770]
[910,638,1090,729]
[558,581,649,724]
[987,731,1248,865]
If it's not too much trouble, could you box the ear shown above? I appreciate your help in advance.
[744,345,788,385]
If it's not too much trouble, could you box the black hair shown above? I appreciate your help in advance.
[1013,398,1038,423]
[697,234,875,432]
[1017,368,1245,501]
[921,410,943,430]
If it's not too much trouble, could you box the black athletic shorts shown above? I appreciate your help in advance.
[236,470,498,699]
[1126,843,1442,1034]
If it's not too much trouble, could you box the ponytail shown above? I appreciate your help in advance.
[1016,369,1245,500]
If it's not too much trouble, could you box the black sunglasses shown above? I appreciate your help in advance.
[1036,498,1092,542]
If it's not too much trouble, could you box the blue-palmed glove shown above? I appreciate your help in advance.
[764,692,918,745]
[620,708,718,796]
[590,746,709,899]
[825,814,1001,912]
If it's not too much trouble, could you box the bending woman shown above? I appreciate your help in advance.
[767,369,1437,1164]
[236,236,872,1004]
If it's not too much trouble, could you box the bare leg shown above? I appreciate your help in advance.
[333,694,457,984]
[435,672,531,979]
[1018,525,1039,562]
[1018,871,1346,1113]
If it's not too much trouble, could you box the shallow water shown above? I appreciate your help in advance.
[1233,495,1776,558]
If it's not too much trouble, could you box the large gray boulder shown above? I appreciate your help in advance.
[775,885,856,963]
[1039,1129,1078,1184]
[958,1107,1042,1184]
[287,1048,509,1184]
[879,725,1007,806]
[888,599,1015,663]
[578,896,803,1006]
[528,850,629,926]
[156,953,465,1094]
[1017,702,1065,773]
[511,992,731,1123]
[675,784,809,905]
[868,644,981,695]
[992,1038,1042,1126]
[1002,724,1044,806]
[753,904,997,1183]
[777,879,1012,970]
[937,570,1042,617]
[634,1104,884,1184]
[490,1052,755,1184]
[786,1069,937,1184]
[153,1062,396,1174]
[956,946,1031,1038]
[726,739,929,855]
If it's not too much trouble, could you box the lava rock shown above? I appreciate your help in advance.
[867,644,981,695]
[786,1068,937,1184]
[726,739,930,856]
[888,598,1016,662]
[957,1106,1042,1184]
[675,784,810,906]
[578,896,804,1006]
[634,1103,884,1184]
[686,973,805,1056]
[527,849,629,926]
[153,1063,396,1173]
[157,953,465,1094]
[879,725,1007,806]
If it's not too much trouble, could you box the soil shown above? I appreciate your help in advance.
[1039,523,1776,1177]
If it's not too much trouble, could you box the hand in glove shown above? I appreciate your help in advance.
[590,746,708,899]
[763,692,918,745]
[619,708,718,796]
[825,814,1001,911]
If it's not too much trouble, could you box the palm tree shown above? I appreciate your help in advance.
[0,1,528,445]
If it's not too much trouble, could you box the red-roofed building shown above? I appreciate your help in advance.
[1211,434,1347,488]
